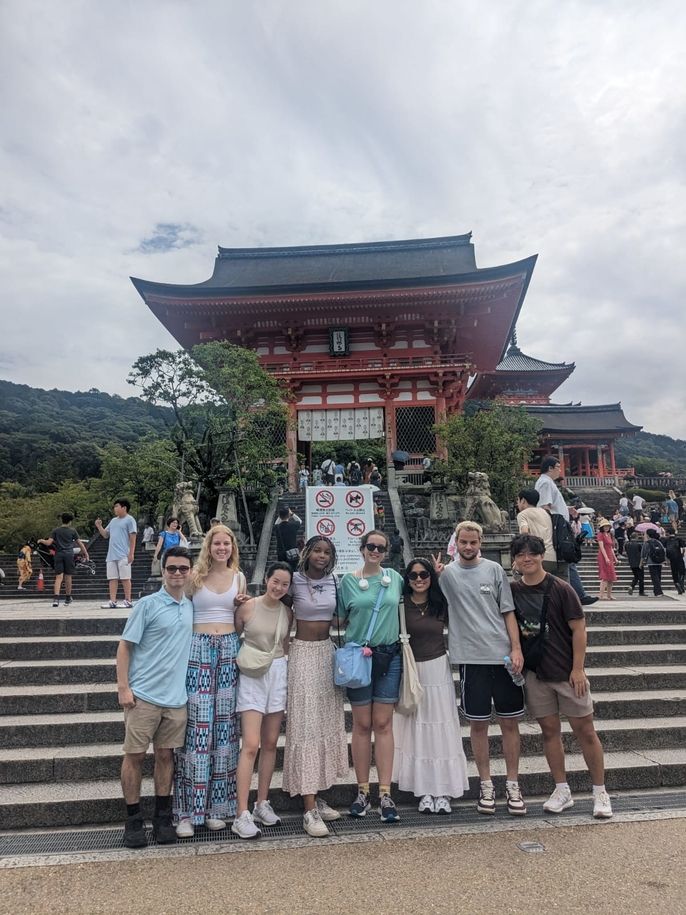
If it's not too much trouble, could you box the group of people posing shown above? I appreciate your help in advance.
[117,511,613,849]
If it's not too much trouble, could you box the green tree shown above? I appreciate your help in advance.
[437,403,542,507]
[128,344,287,507]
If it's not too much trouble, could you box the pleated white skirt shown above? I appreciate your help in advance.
[392,653,469,798]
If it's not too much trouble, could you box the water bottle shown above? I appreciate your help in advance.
[504,655,525,687]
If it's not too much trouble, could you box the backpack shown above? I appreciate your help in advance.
[349,465,362,485]
[551,514,582,564]
[648,539,666,564]
[389,533,403,555]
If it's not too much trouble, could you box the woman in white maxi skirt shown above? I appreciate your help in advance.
[393,558,469,813]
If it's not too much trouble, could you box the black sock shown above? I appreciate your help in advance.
[154,795,171,816]
[126,803,141,818]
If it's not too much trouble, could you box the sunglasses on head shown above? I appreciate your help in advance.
[408,570,430,581]
[165,565,191,574]
[365,543,387,553]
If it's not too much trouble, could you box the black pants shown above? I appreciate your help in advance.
[669,558,685,593]
[629,566,644,594]
[648,565,663,596]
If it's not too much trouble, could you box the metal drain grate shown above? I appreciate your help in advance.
[1,792,685,858]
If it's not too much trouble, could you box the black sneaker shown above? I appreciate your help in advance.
[379,794,400,823]
[52,598,59,608]
[349,790,371,817]
[123,814,147,848]
[64,596,73,606]
[152,812,176,845]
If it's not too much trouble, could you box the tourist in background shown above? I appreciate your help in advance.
[664,527,685,595]
[37,512,89,607]
[596,519,618,601]
[337,530,404,823]
[142,523,155,546]
[16,541,33,590]
[153,517,187,566]
[274,506,301,571]
[665,491,680,532]
[282,536,347,837]
[625,532,645,596]
[632,493,646,523]
[298,465,310,492]
[95,499,137,610]
[641,529,665,597]
[174,525,246,837]
[393,558,469,814]
[233,562,293,839]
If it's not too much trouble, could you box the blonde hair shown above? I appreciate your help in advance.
[455,520,483,539]
[189,524,240,593]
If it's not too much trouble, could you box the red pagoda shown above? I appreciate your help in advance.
[132,234,537,489]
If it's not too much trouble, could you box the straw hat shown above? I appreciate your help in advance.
[596,518,612,530]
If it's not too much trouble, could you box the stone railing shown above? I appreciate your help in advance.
[564,476,623,488]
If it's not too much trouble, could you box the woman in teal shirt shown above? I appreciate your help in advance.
[337,529,403,823]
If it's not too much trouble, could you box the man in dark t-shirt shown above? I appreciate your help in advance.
[274,507,301,570]
[38,512,89,607]
[510,534,612,820]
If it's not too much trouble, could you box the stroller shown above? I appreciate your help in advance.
[29,539,97,576]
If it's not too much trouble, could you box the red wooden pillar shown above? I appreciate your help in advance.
[385,402,397,469]
[584,447,591,477]
[609,441,617,475]
[434,395,448,460]
[558,445,566,477]
[597,445,606,477]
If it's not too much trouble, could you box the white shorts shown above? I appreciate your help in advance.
[106,558,132,580]
[237,656,288,715]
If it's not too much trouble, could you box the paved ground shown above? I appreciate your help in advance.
[0,818,684,914]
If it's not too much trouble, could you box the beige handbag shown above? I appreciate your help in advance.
[396,601,424,715]
[237,604,284,678]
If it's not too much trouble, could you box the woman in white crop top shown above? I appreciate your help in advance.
[173,524,246,837]
[282,536,347,838]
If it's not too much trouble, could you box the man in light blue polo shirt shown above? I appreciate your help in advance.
[95,498,138,609]
[116,546,194,849]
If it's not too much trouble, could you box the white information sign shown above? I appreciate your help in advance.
[305,485,376,573]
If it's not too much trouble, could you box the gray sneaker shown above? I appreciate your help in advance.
[231,811,261,839]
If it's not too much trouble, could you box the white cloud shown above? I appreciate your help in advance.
[1,0,685,436]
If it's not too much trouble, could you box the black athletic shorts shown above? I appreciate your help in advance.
[458,663,525,720]
[54,550,75,575]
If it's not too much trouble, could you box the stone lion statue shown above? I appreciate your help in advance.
[173,481,203,541]
[461,471,508,532]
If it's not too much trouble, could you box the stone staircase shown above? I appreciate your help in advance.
[1,596,685,829]
[0,534,153,603]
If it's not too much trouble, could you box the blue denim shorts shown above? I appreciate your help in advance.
[347,644,402,706]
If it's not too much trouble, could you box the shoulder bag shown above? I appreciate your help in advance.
[237,603,285,678]
[519,575,556,673]
[334,585,385,689]
[395,601,424,716]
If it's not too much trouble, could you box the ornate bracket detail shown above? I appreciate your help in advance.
[376,372,400,400]
[284,325,306,352]
[424,319,457,348]
[373,321,396,350]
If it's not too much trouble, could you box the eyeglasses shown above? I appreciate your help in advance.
[165,565,191,574]
[408,570,430,581]
[365,543,387,553]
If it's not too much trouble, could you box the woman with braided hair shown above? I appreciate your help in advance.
[282,536,348,837]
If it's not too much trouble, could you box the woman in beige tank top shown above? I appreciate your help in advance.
[232,562,293,839]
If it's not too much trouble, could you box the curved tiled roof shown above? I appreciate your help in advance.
[495,344,573,373]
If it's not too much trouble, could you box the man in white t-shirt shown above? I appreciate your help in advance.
[516,489,560,574]
[534,457,569,521]
[632,493,646,523]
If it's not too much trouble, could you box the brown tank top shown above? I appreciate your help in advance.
[243,598,289,659]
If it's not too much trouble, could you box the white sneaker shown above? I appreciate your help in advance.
[252,800,281,826]
[543,786,574,814]
[175,818,194,838]
[315,797,341,821]
[231,810,261,839]
[593,790,613,819]
[434,796,452,815]
[303,809,330,837]
[418,794,435,814]
[205,818,226,831]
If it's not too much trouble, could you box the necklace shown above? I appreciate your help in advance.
[410,599,429,616]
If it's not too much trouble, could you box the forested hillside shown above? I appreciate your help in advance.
[615,431,686,476]
[0,380,170,487]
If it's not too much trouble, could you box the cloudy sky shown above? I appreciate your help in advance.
[2,0,685,436]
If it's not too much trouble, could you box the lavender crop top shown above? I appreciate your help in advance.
[192,575,243,625]
[290,572,336,622]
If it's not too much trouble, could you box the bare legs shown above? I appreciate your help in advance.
[470,717,521,781]
[236,710,284,814]
[121,747,173,804]
[538,713,605,785]
[109,578,132,603]
[350,702,394,786]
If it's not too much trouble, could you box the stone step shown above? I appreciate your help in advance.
[2,688,684,749]
[585,645,686,667]
[3,716,684,786]
[584,607,686,625]
[0,659,116,686]
[0,636,120,661]
[4,662,686,718]
[2,747,685,829]
[586,625,686,646]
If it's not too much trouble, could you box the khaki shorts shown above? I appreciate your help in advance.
[524,670,594,719]
[107,558,132,580]
[123,697,187,753]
